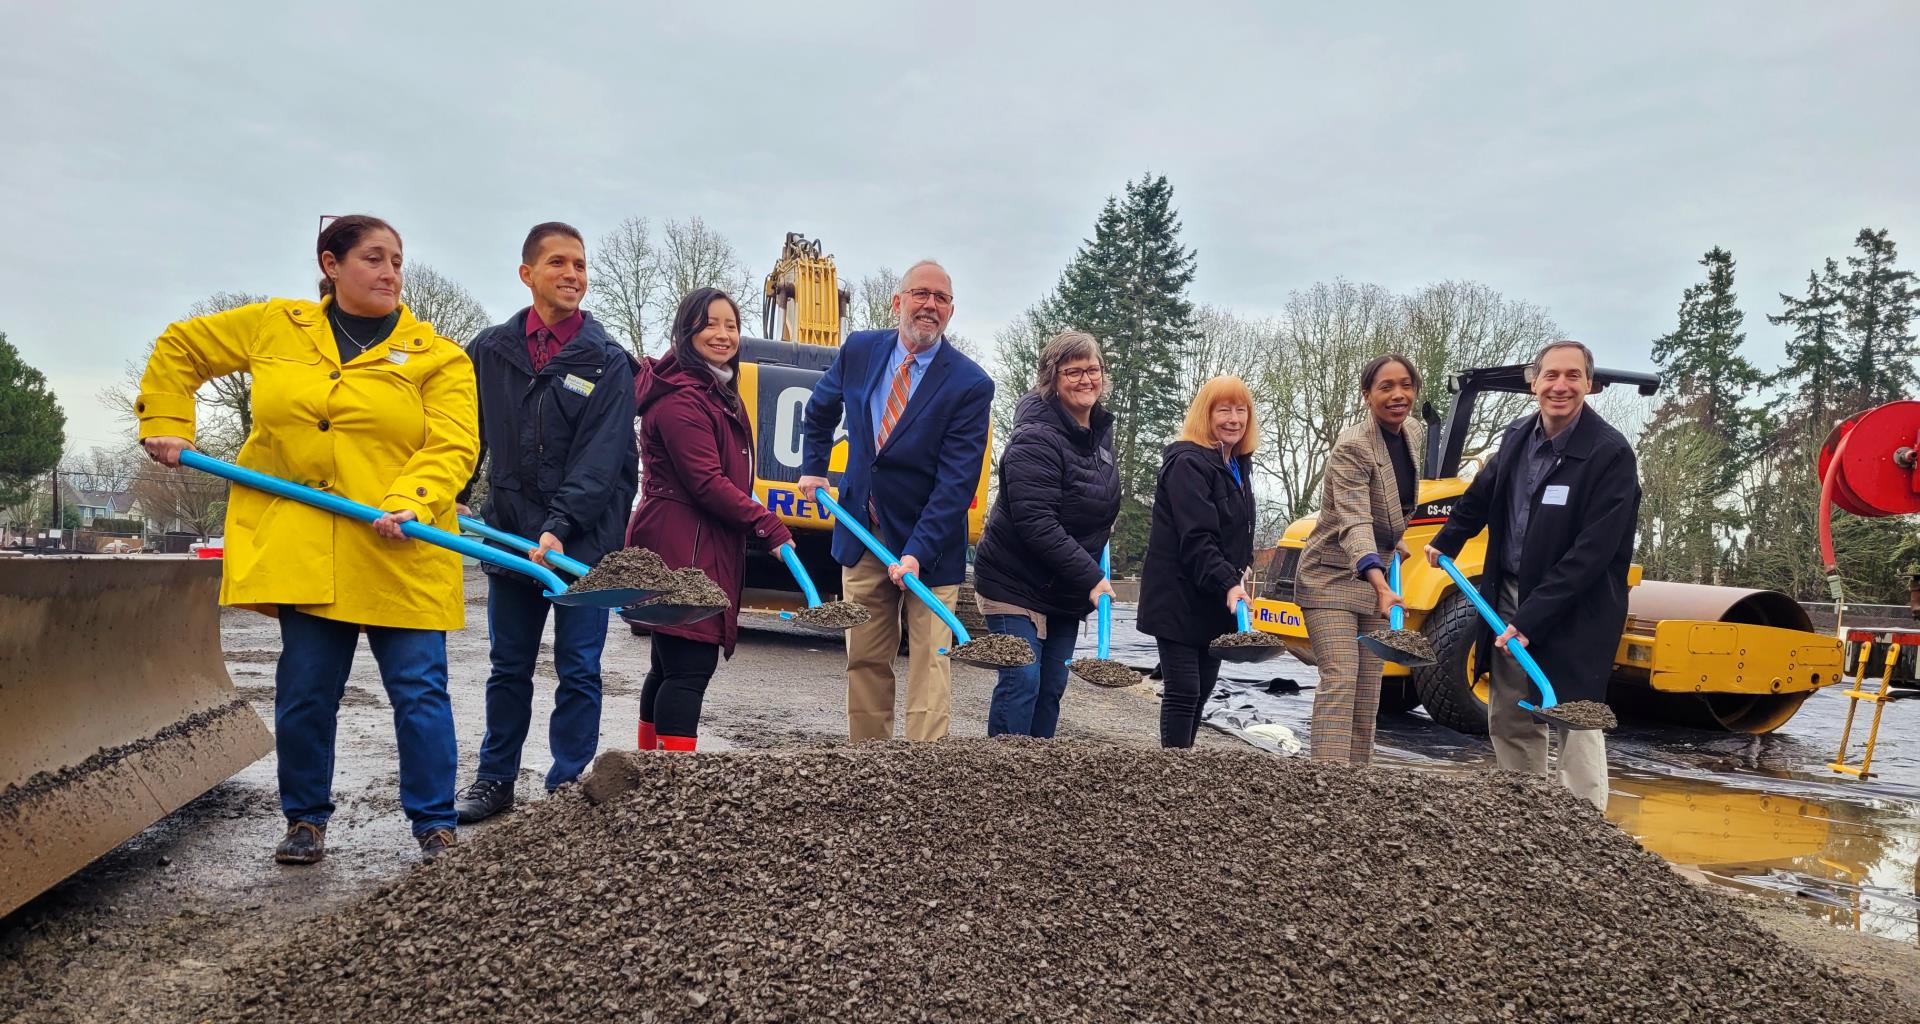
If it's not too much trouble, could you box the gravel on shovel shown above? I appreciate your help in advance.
[1362,626,1435,662]
[634,567,727,609]
[948,633,1035,667]
[790,600,871,630]
[199,741,1913,1024]
[1069,657,1142,688]
[1209,630,1288,651]
[569,547,673,594]
[1536,699,1619,730]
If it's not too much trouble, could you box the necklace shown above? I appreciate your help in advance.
[330,308,391,355]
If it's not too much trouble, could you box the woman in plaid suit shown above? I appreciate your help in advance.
[1295,355,1425,764]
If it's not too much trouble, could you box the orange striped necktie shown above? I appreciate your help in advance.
[878,355,913,447]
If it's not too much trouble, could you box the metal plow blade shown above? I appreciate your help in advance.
[0,557,273,918]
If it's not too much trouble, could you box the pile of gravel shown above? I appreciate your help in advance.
[1538,699,1619,730]
[791,601,871,631]
[948,633,1036,667]
[634,567,727,609]
[1069,657,1142,688]
[201,742,1909,1024]
[571,547,673,594]
[1209,630,1288,654]
[1360,626,1436,664]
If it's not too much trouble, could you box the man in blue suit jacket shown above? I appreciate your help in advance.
[799,259,993,741]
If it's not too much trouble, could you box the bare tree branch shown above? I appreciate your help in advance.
[401,264,491,344]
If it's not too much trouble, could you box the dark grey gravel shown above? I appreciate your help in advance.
[571,547,673,594]
[1209,630,1288,650]
[1069,658,1142,688]
[1538,699,1619,730]
[948,633,1036,667]
[791,601,871,631]
[635,567,727,609]
[201,742,1916,1024]
[1362,627,1435,663]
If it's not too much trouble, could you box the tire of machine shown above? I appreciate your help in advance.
[1410,588,1491,736]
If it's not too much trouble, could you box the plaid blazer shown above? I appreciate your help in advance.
[1296,418,1424,613]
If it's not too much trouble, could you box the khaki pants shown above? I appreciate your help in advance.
[1489,579,1609,811]
[842,553,958,742]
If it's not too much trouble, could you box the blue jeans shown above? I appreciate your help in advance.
[985,612,1079,738]
[275,607,457,838]
[476,576,609,790]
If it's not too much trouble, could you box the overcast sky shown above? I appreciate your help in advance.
[4,2,1916,453]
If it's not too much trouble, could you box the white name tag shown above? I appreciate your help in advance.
[385,349,410,365]
[1543,484,1570,506]
[563,374,595,397]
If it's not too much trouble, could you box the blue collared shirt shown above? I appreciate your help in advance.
[870,336,941,442]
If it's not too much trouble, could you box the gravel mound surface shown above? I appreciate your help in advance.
[1209,630,1289,652]
[1539,699,1619,730]
[202,742,1911,1024]
[636,567,728,609]
[1361,627,1436,663]
[948,633,1035,667]
[791,601,871,630]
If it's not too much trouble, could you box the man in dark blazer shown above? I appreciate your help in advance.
[798,259,993,742]
[1426,340,1640,811]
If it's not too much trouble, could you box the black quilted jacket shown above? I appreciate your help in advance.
[973,392,1120,619]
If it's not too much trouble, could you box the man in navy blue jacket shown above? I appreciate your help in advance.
[453,222,638,821]
[799,259,993,741]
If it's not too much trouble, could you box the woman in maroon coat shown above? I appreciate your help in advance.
[625,288,794,751]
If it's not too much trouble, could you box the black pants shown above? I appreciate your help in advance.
[1156,638,1221,748]
[640,633,721,739]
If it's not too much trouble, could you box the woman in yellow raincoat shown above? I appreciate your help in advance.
[139,214,479,864]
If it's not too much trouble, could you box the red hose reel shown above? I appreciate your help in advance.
[1816,400,1920,588]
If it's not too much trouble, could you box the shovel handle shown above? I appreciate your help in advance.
[1389,553,1405,631]
[776,543,823,608]
[456,515,593,578]
[180,451,570,597]
[1434,554,1559,707]
[1097,544,1112,660]
[1235,598,1252,633]
[812,489,972,647]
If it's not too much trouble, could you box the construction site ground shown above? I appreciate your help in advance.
[2,566,1916,1021]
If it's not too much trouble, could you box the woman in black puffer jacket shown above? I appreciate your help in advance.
[973,331,1121,737]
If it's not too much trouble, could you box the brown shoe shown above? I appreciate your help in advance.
[274,821,326,865]
[417,828,457,862]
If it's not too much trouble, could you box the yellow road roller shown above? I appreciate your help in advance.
[1252,363,1845,734]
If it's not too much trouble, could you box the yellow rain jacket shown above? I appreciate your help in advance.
[137,298,479,630]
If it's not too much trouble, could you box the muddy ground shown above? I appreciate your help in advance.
[1,567,1914,1022]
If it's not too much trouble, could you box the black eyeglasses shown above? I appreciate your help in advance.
[904,288,953,306]
[1060,366,1105,382]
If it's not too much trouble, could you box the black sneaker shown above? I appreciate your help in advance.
[454,778,515,823]
[274,821,326,865]
[418,828,456,862]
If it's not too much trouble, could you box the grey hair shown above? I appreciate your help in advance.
[893,259,950,295]
[1525,339,1595,382]
[1032,330,1106,402]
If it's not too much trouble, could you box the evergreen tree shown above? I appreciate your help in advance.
[1049,174,1199,567]
[1839,228,1919,406]
[1766,259,1847,442]
[0,331,66,508]
[1649,246,1762,448]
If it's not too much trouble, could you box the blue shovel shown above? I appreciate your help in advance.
[1211,598,1289,664]
[811,489,1033,668]
[178,451,649,608]
[771,544,870,632]
[1069,545,1138,687]
[456,516,719,626]
[1358,554,1436,667]
[1434,553,1606,731]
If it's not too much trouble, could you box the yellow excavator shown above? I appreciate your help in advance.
[737,232,992,616]
[1251,364,1846,734]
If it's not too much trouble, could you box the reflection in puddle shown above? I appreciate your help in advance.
[1099,603,1920,944]
[1610,775,1920,943]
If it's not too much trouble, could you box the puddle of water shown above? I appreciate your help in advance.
[1098,603,1920,942]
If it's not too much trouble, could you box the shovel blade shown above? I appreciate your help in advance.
[1211,644,1289,664]
[551,586,663,609]
[1518,699,1611,732]
[621,602,726,626]
[1358,632,1436,668]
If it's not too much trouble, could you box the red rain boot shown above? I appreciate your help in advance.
[637,720,657,751]
[658,735,697,752]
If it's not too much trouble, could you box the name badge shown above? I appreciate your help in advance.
[385,349,410,365]
[1542,484,1570,506]
[563,374,595,397]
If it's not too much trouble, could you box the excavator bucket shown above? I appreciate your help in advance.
[0,556,273,918]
